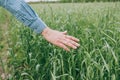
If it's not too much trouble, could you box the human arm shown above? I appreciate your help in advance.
[0,0,46,33]
[0,0,80,51]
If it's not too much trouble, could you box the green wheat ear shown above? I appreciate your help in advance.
[0,2,120,80]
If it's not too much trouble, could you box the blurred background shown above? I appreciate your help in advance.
[0,0,120,80]
[25,0,119,2]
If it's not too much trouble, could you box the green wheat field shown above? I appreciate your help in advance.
[0,2,120,80]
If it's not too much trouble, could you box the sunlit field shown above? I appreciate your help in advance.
[0,2,120,80]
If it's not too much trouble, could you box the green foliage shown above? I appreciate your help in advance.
[1,2,120,80]
[60,0,119,2]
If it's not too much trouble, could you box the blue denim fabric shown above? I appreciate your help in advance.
[0,0,47,33]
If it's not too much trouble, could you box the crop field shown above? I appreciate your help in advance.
[0,2,120,80]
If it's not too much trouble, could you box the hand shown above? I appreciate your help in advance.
[42,27,80,51]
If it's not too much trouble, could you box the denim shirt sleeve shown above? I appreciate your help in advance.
[0,0,47,34]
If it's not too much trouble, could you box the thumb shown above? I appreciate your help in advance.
[62,31,67,35]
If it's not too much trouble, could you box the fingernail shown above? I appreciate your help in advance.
[66,48,70,51]
[74,46,77,49]
[76,43,80,47]
[78,44,80,47]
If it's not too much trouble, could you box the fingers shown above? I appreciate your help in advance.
[62,31,79,42]
[66,35,79,42]
[42,27,79,51]
[56,38,80,51]
[56,33,80,51]
[56,42,70,51]
[68,39,80,47]
[61,39,79,50]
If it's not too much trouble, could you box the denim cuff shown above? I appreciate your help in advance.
[30,18,47,34]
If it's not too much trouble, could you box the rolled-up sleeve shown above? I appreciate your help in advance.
[0,0,47,34]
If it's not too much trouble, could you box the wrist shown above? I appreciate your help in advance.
[41,27,51,36]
